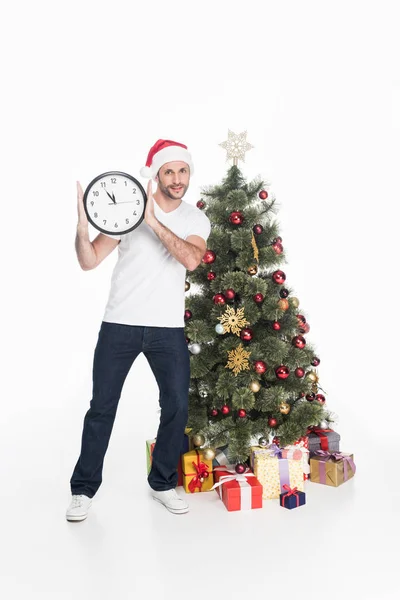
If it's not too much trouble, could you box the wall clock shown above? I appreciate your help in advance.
[83,171,147,236]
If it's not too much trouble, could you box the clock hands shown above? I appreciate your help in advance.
[105,190,116,203]
[104,189,136,205]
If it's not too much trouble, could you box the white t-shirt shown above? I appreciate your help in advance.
[101,199,211,327]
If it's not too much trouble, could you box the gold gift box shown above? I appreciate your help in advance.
[250,446,304,500]
[181,449,214,493]
[310,453,355,487]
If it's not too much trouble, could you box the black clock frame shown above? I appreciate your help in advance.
[83,170,148,236]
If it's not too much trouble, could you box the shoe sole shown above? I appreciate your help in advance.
[66,512,90,521]
[152,497,189,514]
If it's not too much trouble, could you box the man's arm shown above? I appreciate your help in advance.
[149,219,205,271]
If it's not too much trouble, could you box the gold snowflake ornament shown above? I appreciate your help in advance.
[219,129,254,166]
[218,306,250,336]
[225,344,252,376]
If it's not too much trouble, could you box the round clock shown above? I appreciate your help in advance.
[83,171,147,236]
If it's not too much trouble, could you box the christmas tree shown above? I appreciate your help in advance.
[184,130,331,468]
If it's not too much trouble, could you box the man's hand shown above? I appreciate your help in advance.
[144,179,157,227]
[77,181,89,229]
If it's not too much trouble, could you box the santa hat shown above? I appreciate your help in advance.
[140,139,194,179]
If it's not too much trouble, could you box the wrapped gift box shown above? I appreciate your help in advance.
[212,466,263,511]
[310,451,356,487]
[280,485,306,509]
[146,428,192,486]
[306,426,340,454]
[182,449,214,493]
[250,444,304,500]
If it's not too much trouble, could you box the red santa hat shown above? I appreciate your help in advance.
[140,139,194,179]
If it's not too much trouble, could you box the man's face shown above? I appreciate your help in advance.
[155,161,190,200]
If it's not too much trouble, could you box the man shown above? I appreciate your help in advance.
[67,139,211,520]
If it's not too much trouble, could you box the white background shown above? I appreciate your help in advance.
[1,1,399,599]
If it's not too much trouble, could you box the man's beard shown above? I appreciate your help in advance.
[158,181,188,200]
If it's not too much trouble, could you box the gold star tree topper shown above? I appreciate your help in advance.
[219,129,254,166]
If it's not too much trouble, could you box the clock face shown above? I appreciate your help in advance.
[83,171,147,235]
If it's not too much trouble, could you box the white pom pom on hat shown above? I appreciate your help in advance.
[140,139,194,179]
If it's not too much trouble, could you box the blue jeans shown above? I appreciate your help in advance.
[70,322,190,497]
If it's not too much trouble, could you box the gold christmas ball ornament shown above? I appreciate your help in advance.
[192,433,205,447]
[290,297,300,308]
[277,298,289,311]
[279,401,291,414]
[247,264,258,276]
[311,383,319,393]
[202,447,216,461]
[306,370,318,383]
[249,380,261,393]
[185,281,191,292]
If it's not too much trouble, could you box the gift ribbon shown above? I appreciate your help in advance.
[282,444,311,475]
[306,426,333,451]
[267,444,290,492]
[313,450,356,484]
[184,449,211,493]
[211,466,256,510]
[281,483,300,507]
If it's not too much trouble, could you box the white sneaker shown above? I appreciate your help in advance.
[151,488,189,514]
[66,494,92,521]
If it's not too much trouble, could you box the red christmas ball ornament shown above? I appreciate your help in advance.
[237,408,247,418]
[272,270,286,285]
[315,394,326,405]
[296,314,306,325]
[221,404,230,415]
[268,417,278,428]
[273,237,282,244]
[272,242,283,254]
[292,335,306,349]
[210,408,219,417]
[311,356,321,366]
[259,190,268,200]
[272,436,280,446]
[280,288,289,298]
[295,367,305,378]
[253,224,264,235]
[207,271,216,281]
[185,337,190,344]
[254,360,267,374]
[298,392,306,399]
[275,365,290,379]
[213,293,226,305]
[202,250,216,264]
[240,327,253,342]
[224,288,236,300]
[229,211,244,225]
[235,463,247,474]
[253,293,264,304]
[196,200,206,209]
[272,321,281,331]
[184,310,192,321]
[306,393,316,402]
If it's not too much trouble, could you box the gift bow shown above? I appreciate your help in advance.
[268,443,283,458]
[211,466,256,490]
[281,483,301,507]
[282,483,298,497]
[282,444,311,475]
[313,450,356,482]
[185,450,211,493]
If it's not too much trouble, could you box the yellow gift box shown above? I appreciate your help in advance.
[310,452,356,487]
[250,446,304,500]
[182,449,214,493]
